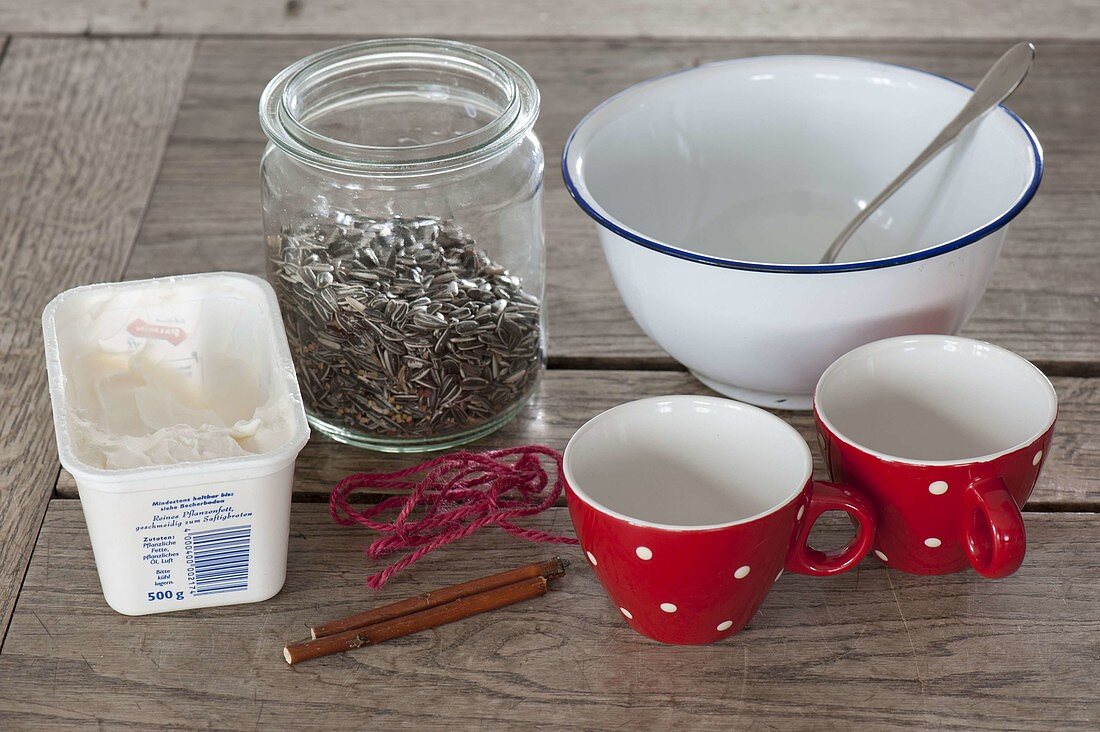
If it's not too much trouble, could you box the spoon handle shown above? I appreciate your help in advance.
[818,42,1035,265]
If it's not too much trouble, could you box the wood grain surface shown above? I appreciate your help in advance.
[0,37,194,645]
[51,371,1100,507]
[2,1,1099,40]
[0,23,1097,730]
[126,38,1100,370]
[0,502,1096,730]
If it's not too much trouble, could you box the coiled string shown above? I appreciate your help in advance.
[330,445,579,588]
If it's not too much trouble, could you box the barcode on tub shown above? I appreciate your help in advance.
[185,525,251,596]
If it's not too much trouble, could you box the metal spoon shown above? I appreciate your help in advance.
[818,42,1035,265]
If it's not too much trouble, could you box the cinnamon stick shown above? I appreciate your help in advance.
[310,557,568,639]
[284,576,549,665]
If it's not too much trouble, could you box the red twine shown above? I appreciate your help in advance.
[329,445,579,588]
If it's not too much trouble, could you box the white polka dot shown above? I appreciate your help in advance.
[660,602,677,613]
[734,565,751,579]
[874,549,889,562]
[586,551,597,566]
[1033,450,1043,466]
[924,537,942,548]
[717,620,733,632]
[796,505,805,521]
[928,480,948,495]
[620,607,632,619]
[635,546,653,560]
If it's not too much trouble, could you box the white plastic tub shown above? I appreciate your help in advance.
[43,272,310,615]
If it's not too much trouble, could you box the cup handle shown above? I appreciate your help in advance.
[786,481,877,576]
[963,477,1026,578]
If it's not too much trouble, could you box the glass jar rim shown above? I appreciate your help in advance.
[259,38,540,177]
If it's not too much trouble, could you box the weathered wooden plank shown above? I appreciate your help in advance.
[0,38,194,645]
[53,371,1100,507]
[1,0,1099,39]
[127,38,1100,368]
[171,38,1100,171]
[0,502,1096,729]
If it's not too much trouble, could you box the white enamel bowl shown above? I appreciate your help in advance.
[563,55,1042,410]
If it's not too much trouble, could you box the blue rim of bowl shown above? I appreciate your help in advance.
[561,55,1044,274]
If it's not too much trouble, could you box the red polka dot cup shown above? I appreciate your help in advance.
[563,396,877,645]
[814,335,1057,578]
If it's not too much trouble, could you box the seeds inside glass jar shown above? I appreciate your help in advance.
[270,214,543,439]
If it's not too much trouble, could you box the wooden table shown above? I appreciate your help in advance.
[1,4,1098,729]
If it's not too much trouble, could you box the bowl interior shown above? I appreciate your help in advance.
[565,56,1039,266]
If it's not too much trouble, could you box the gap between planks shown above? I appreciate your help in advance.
[2,0,1100,40]
[278,494,1100,510]
[547,355,1100,379]
[10,32,1100,44]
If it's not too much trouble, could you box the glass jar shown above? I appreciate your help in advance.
[259,39,544,452]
